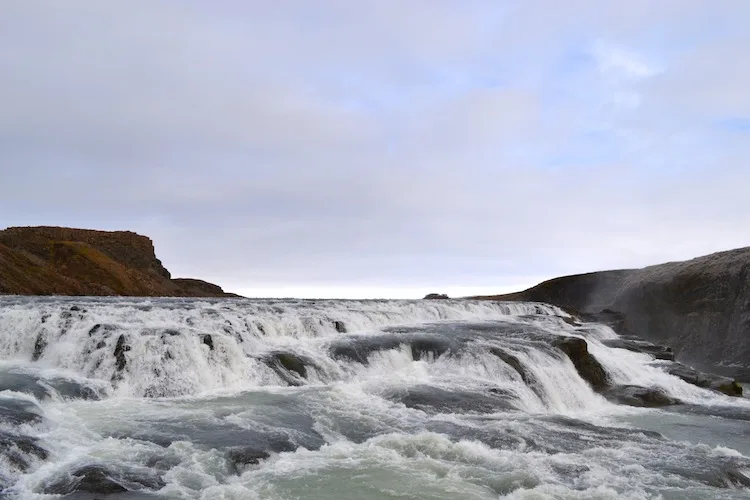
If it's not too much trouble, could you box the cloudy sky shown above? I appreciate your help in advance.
[1,1,749,298]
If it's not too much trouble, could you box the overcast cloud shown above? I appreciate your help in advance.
[1,1,749,298]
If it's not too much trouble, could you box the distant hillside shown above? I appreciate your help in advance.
[473,248,750,373]
[0,226,239,298]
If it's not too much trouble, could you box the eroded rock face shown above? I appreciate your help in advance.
[0,226,237,297]
[474,247,750,372]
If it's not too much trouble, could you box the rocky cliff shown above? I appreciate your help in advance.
[474,247,750,376]
[0,226,238,298]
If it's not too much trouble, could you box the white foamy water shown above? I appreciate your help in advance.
[0,296,748,499]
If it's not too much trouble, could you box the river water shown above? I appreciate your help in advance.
[0,297,749,499]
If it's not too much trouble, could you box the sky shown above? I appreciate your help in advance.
[1,1,749,299]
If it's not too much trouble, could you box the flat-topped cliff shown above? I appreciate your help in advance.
[474,247,750,374]
[0,226,238,298]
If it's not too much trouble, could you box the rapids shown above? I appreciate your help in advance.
[0,297,748,499]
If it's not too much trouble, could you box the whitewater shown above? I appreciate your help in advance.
[0,297,749,499]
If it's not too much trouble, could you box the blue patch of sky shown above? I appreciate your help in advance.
[717,117,750,132]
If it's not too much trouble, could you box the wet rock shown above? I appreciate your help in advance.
[604,385,680,407]
[263,352,311,385]
[553,336,609,390]
[662,361,743,396]
[47,378,102,401]
[0,369,101,402]
[384,385,516,414]
[330,336,403,364]
[550,463,591,477]
[489,348,530,384]
[113,334,131,373]
[0,371,51,401]
[561,316,582,327]
[330,334,452,364]
[333,321,347,333]
[202,334,214,351]
[41,464,165,495]
[409,337,452,360]
[226,447,270,473]
[423,293,449,300]
[602,337,674,360]
[0,397,43,425]
[32,333,46,362]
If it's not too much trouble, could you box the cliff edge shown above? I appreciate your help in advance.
[473,247,750,374]
[0,226,238,298]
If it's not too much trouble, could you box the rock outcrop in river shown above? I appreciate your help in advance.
[0,226,238,297]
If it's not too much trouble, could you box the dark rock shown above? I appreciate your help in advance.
[172,277,240,298]
[330,333,453,364]
[553,336,609,390]
[47,378,102,401]
[0,371,101,402]
[489,348,530,384]
[113,334,131,373]
[0,372,51,400]
[384,385,515,414]
[409,337,451,360]
[226,447,270,473]
[662,362,743,396]
[604,385,680,407]
[423,293,450,300]
[330,336,403,364]
[263,352,311,385]
[602,337,675,360]
[202,334,214,351]
[32,334,46,362]
[69,305,81,312]
[474,247,750,370]
[41,464,165,495]
[577,309,629,334]
[333,321,347,333]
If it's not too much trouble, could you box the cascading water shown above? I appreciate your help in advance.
[0,296,749,499]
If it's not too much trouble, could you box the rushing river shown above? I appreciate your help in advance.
[0,297,749,499]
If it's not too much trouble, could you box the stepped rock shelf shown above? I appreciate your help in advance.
[472,246,750,380]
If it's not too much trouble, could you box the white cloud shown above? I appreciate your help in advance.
[592,42,656,80]
[1,0,750,297]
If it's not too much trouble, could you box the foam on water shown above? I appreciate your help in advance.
[0,296,749,498]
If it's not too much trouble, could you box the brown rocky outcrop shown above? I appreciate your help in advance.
[472,247,750,377]
[0,226,238,298]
